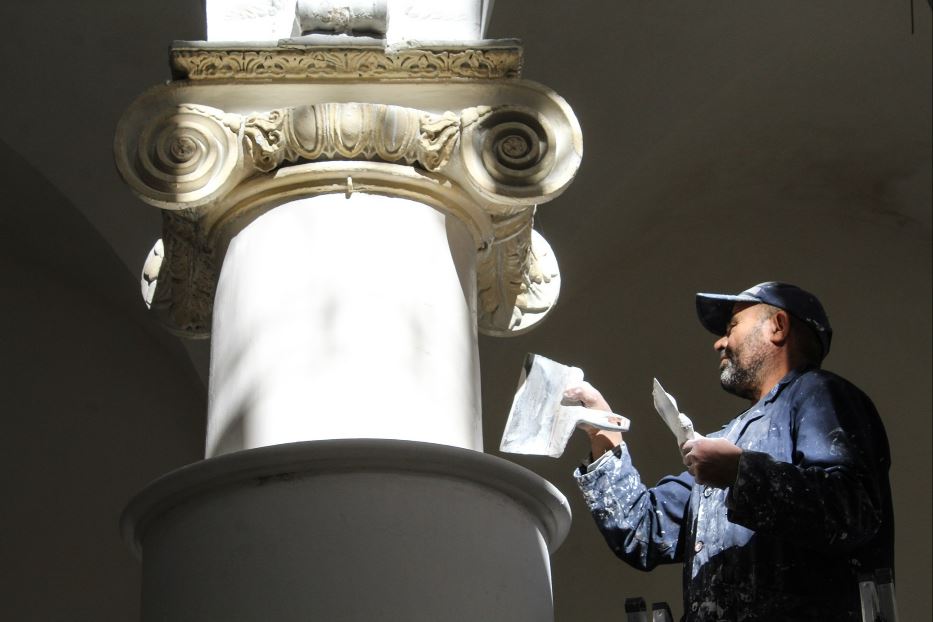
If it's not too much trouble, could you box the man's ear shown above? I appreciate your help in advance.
[769,310,790,346]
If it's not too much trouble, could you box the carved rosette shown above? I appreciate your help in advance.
[117,53,581,338]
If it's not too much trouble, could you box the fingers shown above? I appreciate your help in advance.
[681,439,697,455]
[681,439,700,477]
[563,381,611,412]
[682,444,696,472]
[680,438,743,488]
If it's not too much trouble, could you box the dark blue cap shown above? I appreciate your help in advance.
[695,282,832,358]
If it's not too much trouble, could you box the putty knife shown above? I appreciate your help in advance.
[651,377,699,447]
[499,353,630,458]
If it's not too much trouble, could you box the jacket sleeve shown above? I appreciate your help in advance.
[574,443,694,571]
[725,373,888,552]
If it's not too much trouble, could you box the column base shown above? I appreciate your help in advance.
[122,440,571,622]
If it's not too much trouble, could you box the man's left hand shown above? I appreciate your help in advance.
[681,437,743,488]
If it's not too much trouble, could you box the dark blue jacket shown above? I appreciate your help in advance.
[574,368,893,621]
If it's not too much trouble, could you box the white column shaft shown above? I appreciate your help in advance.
[207,193,482,457]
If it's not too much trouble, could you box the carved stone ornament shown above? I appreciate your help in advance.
[117,75,581,338]
[170,43,522,82]
[478,215,561,337]
[295,0,389,36]
[140,213,218,337]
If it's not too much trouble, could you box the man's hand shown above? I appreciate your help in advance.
[681,437,742,488]
[563,382,623,459]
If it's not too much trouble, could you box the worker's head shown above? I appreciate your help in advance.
[695,282,831,398]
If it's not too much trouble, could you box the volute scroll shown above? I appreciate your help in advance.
[118,80,581,339]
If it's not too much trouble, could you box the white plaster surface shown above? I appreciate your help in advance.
[296,0,388,34]
[125,440,570,622]
[206,0,298,41]
[205,0,486,43]
[207,193,482,456]
[385,0,484,47]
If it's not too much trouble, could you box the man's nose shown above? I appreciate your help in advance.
[713,336,727,352]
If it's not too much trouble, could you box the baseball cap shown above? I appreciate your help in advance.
[695,282,832,358]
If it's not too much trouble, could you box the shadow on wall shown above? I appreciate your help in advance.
[0,139,206,620]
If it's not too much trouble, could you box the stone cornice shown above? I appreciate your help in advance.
[170,42,523,82]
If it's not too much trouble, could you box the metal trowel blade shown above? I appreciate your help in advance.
[499,354,628,458]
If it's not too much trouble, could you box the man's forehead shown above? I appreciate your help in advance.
[729,301,759,318]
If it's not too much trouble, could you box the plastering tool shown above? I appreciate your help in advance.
[651,378,699,447]
[499,353,630,458]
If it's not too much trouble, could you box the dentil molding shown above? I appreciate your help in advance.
[117,44,581,338]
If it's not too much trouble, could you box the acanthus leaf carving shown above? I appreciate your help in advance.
[143,211,216,338]
[242,109,294,173]
[477,217,560,337]
[419,109,472,171]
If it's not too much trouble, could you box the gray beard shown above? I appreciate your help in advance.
[720,354,764,401]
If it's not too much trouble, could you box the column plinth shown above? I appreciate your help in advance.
[123,440,571,622]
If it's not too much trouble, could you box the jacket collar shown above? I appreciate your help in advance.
[762,365,813,405]
[728,366,813,441]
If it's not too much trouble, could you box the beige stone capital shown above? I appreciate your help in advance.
[117,43,581,338]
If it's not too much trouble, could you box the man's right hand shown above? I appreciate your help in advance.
[563,382,623,460]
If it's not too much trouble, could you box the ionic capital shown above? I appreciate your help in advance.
[117,45,581,338]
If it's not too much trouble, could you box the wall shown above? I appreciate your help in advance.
[486,3,932,619]
[0,141,206,620]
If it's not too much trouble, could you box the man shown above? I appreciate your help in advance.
[566,282,893,621]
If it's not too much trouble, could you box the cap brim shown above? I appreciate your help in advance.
[695,292,760,336]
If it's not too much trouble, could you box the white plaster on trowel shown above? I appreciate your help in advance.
[207,193,482,457]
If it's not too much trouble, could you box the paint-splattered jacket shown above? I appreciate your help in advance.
[574,368,893,621]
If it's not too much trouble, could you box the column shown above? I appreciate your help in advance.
[115,2,582,620]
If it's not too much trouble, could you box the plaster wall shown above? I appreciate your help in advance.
[0,143,206,620]
[482,4,932,618]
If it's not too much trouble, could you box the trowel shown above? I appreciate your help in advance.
[651,377,699,447]
[499,353,630,458]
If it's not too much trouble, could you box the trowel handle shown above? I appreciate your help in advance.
[565,406,631,432]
